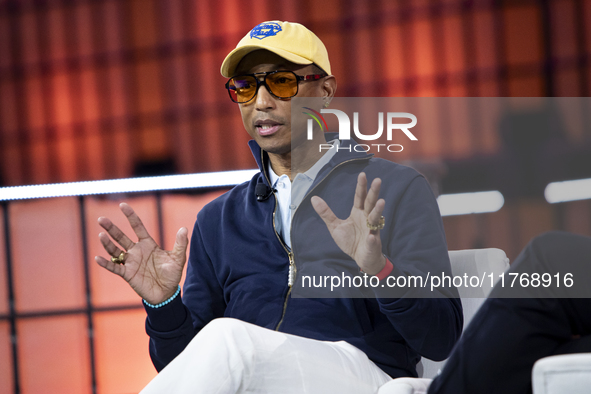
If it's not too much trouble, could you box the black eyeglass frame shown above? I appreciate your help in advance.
[225,70,328,104]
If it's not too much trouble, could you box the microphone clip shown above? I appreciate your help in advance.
[255,183,276,202]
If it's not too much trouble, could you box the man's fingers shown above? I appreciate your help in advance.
[172,227,189,261]
[99,232,126,258]
[367,198,386,230]
[98,216,134,251]
[120,203,152,240]
[353,172,368,210]
[311,196,339,230]
[364,177,382,216]
[95,255,125,277]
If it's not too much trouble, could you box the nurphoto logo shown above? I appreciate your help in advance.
[303,107,418,153]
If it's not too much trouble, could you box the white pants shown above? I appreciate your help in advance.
[140,318,393,394]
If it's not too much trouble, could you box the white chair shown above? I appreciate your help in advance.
[378,248,510,394]
[532,353,591,394]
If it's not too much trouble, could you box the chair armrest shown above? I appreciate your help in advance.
[532,353,591,394]
[378,378,432,394]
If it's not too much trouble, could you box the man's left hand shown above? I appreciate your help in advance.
[311,172,387,275]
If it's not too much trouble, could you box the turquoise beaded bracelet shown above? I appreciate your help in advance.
[143,285,181,308]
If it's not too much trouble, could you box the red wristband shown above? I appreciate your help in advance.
[375,258,394,281]
[361,257,394,281]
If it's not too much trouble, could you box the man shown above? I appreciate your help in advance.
[96,21,462,393]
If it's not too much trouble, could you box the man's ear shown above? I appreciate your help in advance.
[322,75,337,103]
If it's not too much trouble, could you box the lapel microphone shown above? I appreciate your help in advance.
[255,183,276,202]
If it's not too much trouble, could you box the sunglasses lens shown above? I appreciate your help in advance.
[227,72,299,103]
[228,76,257,103]
[267,72,298,98]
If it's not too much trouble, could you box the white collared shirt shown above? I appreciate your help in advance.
[268,140,339,248]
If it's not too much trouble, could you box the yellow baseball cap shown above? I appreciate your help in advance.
[220,21,331,78]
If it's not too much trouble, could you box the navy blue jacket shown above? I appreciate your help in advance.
[144,136,463,378]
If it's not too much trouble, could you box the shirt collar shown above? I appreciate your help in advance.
[268,161,283,186]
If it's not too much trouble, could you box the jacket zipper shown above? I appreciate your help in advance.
[267,151,369,331]
[259,151,295,330]
[275,251,295,331]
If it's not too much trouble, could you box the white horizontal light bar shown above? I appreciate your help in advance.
[437,191,504,216]
[0,171,505,218]
[545,178,591,203]
[0,169,259,201]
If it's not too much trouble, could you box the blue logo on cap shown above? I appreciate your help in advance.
[250,22,282,40]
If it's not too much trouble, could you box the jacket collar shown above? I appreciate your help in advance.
[248,133,373,187]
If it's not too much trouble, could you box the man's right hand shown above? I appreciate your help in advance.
[95,202,189,305]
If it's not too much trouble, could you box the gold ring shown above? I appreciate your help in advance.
[111,251,126,265]
[366,216,385,231]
